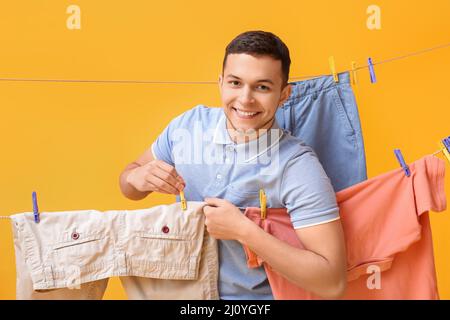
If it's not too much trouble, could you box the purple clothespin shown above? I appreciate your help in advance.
[394,149,410,177]
[440,136,450,163]
[32,191,40,223]
[443,136,450,152]
[368,57,377,83]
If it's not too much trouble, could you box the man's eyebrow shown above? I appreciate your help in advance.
[226,74,274,85]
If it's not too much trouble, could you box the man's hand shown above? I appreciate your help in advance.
[203,197,255,241]
[126,159,185,195]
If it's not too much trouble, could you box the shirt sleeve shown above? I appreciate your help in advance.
[151,120,176,166]
[279,150,340,229]
[151,104,205,167]
[413,155,447,215]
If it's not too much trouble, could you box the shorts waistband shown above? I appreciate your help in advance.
[287,71,351,101]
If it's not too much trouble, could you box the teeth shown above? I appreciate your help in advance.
[235,109,257,116]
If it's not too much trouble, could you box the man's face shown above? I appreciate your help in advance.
[219,53,291,135]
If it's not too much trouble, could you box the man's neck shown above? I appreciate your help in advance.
[225,117,276,144]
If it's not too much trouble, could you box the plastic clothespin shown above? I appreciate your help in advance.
[259,189,267,220]
[394,149,411,177]
[328,56,339,83]
[439,136,450,163]
[351,61,358,85]
[180,190,187,211]
[32,191,40,223]
[368,57,377,83]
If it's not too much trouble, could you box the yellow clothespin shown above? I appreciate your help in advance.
[351,61,358,85]
[329,56,339,83]
[180,190,187,211]
[259,189,267,220]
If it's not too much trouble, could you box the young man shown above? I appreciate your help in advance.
[119,31,347,299]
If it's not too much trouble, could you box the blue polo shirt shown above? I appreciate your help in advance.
[151,104,340,299]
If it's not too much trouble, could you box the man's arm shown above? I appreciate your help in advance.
[238,218,347,299]
[119,147,155,200]
[203,197,347,299]
[119,146,185,200]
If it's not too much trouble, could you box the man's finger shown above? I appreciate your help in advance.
[203,206,213,215]
[156,160,185,184]
[147,175,179,195]
[152,167,184,191]
[204,197,227,207]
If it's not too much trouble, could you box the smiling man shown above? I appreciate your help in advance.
[119,30,347,300]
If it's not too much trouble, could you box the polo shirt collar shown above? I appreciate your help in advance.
[212,109,284,162]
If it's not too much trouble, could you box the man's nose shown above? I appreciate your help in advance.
[237,87,255,105]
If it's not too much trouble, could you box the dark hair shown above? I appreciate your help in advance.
[222,30,291,87]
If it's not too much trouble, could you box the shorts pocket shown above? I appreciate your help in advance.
[50,232,110,267]
[129,229,202,280]
[52,234,104,250]
[135,232,192,258]
[331,86,356,136]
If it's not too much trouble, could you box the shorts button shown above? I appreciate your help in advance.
[71,232,80,240]
[162,226,169,233]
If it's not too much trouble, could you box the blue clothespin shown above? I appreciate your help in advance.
[368,57,377,83]
[32,191,40,223]
[394,149,410,177]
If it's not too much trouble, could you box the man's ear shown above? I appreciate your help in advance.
[278,83,292,107]
[218,74,223,94]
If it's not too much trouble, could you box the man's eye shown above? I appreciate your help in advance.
[229,81,240,86]
[258,85,270,91]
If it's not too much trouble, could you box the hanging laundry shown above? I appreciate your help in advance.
[10,201,219,300]
[242,155,446,299]
[276,71,367,192]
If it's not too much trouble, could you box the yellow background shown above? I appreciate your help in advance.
[0,0,449,299]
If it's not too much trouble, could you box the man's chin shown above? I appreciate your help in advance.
[230,124,259,134]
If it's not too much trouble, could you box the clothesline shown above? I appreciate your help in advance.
[0,42,449,219]
[0,42,448,85]
[0,149,448,220]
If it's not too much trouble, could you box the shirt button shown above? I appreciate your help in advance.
[216,174,222,180]
[226,145,234,152]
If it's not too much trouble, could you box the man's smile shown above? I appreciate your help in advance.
[232,107,261,119]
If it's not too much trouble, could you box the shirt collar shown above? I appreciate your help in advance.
[212,109,284,163]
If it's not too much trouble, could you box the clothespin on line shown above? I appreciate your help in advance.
[440,137,450,162]
[32,191,40,223]
[180,190,187,211]
[328,56,339,83]
[432,136,450,163]
[259,189,267,220]
[395,136,449,177]
[368,57,377,83]
[394,149,411,177]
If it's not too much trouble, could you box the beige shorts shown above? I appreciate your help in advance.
[10,201,218,300]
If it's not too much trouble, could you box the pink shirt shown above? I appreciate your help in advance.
[242,155,447,299]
